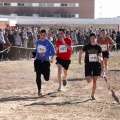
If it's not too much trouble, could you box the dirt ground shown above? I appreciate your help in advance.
[0,51,120,120]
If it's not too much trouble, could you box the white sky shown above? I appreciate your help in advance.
[95,0,120,18]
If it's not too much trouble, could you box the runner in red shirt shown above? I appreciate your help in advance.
[56,28,73,91]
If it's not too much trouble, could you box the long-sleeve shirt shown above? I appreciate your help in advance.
[0,33,6,44]
[35,39,56,61]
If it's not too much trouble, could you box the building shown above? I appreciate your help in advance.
[0,0,94,18]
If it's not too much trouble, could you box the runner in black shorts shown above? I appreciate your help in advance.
[97,29,115,74]
[56,28,73,91]
[56,57,71,70]
[78,33,104,100]
[102,51,109,59]
[32,29,55,96]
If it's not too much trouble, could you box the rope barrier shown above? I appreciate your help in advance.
[11,46,36,50]
[0,43,119,53]
[0,46,11,53]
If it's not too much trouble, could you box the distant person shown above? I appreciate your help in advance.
[116,32,120,50]
[0,29,6,60]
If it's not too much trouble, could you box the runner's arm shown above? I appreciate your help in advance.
[98,53,105,72]
[60,38,73,51]
[108,39,115,51]
[78,50,84,64]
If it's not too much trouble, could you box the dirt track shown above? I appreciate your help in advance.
[0,52,120,120]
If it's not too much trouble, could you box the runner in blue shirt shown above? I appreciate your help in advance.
[32,29,56,96]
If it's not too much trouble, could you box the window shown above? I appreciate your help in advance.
[32,3,39,7]
[11,3,17,6]
[39,3,46,7]
[18,3,24,6]
[24,3,32,7]
[54,14,60,18]
[54,3,60,7]
[47,3,54,7]
[68,14,75,18]
[75,14,79,18]
[67,3,76,7]
[61,4,67,7]
[4,3,10,6]
[75,3,79,7]
[0,3,3,6]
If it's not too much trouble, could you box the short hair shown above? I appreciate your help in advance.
[40,29,46,33]
[101,29,105,31]
[59,28,66,33]
[89,33,96,38]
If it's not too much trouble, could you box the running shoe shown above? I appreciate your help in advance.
[105,67,109,74]
[38,90,42,97]
[91,95,96,100]
[63,80,67,86]
[101,72,106,77]
[58,86,62,91]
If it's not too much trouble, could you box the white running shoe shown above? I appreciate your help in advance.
[101,72,106,77]
[105,67,109,74]
[58,86,62,91]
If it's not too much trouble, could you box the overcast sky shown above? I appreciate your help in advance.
[95,0,120,18]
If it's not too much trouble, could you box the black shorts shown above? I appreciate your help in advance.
[56,57,71,70]
[102,52,109,59]
[85,62,101,77]
[34,59,50,80]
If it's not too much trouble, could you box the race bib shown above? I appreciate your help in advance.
[37,45,46,53]
[89,54,98,62]
[59,45,67,53]
[101,44,107,51]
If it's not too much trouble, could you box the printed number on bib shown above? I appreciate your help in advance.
[37,45,46,53]
[89,54,98,62]
[59,45,67,53]
[101,44,107,51]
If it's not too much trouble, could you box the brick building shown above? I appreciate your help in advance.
[0,0,95,18]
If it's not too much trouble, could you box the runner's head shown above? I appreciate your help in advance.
[59,28,66,38]
[89,33,97,45]
[101,29,107,37]
[40,29,47,41]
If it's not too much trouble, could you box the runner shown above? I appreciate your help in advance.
[97,29,115,74]
[78,33,104,100]
[32,29,56,96]
[56,28,73,91]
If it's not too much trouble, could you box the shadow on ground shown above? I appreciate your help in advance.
[24,98,92,107]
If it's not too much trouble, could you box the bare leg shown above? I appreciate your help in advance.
[92,76,98,95]
[57,64,62,86]
[86,76,92,83]
[104,58,109,73]
[63,68,68,80]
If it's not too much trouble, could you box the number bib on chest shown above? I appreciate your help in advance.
[37,45,46,53]
[59,45,67,53]
[89,54,98,62]
[101,44,107,51]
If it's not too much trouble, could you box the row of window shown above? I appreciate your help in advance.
[11,13,79,18]
[0,3,79,7]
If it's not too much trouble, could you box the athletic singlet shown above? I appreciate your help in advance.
[97,36,113,52]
